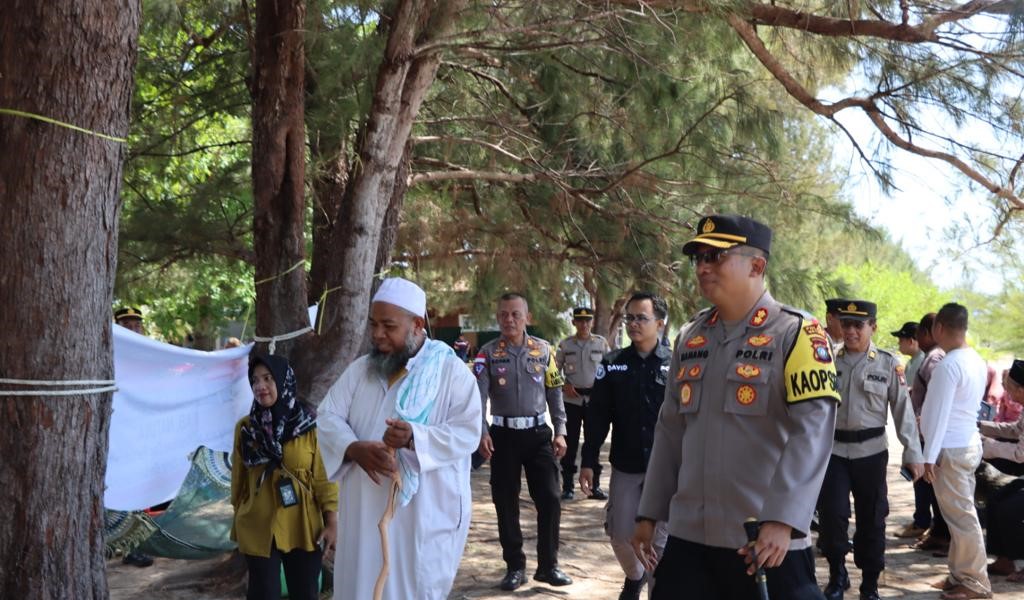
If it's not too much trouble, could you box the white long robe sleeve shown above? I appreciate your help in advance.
[318,353,482,600]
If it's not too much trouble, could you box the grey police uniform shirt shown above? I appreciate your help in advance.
[475,335,568,436]
[556,334,610,406]
[833,343,923,464]
[637,291,840,551]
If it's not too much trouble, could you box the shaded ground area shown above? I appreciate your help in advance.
[109,428,1024,598]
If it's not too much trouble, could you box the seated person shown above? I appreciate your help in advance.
[980,360,1024,477]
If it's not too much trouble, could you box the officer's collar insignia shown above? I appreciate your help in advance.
[837,347,846,357]
[685,335,707,349]
[688,365,702,378]
[498,340,507,349]
[702,218,716,233]
[736,364,760,379]
[526,337,536,348]
[747,334,772,347]
[680,382,693,405]
[707,310,719,326]
[749,307,769,327]
[736,384,757,405]
[869,350,877,359]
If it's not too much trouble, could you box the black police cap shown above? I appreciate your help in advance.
[890,321,919,338]
[836,300,877,322]
[572,307,595,320]
[114,306,144,321]
[1010,359,1024,387]
[825,298,849,315]
[682,214,772,256]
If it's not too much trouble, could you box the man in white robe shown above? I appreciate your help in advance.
[319,278,482,600]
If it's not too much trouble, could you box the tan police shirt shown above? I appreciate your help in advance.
[637,291,840,550]
[980,413,1024,463]
[556,334,610,406]
[833,343,923,464]
[475,335,567,436]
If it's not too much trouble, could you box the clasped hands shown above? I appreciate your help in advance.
[348,418,413,485]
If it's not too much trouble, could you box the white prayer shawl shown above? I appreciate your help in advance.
[318,350,482,600]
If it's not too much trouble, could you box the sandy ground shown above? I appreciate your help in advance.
[109,425,1024,599]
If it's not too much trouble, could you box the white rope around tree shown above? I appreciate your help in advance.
[252,326,313,354]
[0,378,117,396]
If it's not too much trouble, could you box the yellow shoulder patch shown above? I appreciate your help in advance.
[545,352,565,388]
[785,318,841,404]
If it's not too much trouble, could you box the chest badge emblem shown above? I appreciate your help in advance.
[685,335,707,349]
[749,308,769,327]
[747,334,772,347]
[735,364,760,379]
[736,384,757,405]
[687,365,702,378]
[680,382,693,406]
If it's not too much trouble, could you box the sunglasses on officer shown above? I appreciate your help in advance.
[688,246,761,267]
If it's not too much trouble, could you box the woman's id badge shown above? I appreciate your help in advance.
[277,477,298,507]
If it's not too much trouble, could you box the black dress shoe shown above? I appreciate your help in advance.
[560,488,574,500]
[500,568,525,591]
[860,591,882,600]
[534,567,572,586]
[823,565,850,600]
[122,551,153,567]
[589,487,608,500]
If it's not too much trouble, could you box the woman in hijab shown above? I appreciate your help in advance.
[231,354,338,600]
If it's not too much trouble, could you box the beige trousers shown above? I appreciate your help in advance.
[933,443,992,595]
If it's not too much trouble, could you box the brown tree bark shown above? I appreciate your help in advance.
[0,1,140,597]
[249,0,311,359]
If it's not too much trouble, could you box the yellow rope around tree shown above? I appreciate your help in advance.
[373,449,403,600]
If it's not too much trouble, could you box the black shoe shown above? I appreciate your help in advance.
[618,575,645,600]
[859,591,882,600]
[122,551,153,568]
[589,487,608,500]
[534,567,572,586]
[561,488,574,500]
[824,564,850,600]
[499,568,525,591]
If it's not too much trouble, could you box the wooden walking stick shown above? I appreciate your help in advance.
[373,449,402,600]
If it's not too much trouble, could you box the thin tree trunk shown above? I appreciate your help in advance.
[250,0,310,358]
[0,1,140,597]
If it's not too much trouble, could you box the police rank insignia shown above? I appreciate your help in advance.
[747,334,772,347]
[680,382,693,405]
[749,307,769,326]
[735,364,760,379]
[688,365,702,378]
[736,384,757,405]
[708,311,719,326]
[685,335,707,349]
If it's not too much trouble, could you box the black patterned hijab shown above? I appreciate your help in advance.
[240,354,317,469]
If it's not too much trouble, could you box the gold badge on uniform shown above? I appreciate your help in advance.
[736,384,757,405]
[676,366,687,381]
[534,364,543,373]
[529,349,542,357]
[747,334,772,347]
[498,377,507,386]
[749,307,769,326]
[680,382,693,405]
[685,335,707,349]
[735,364,760,379]
[702,219,716,233]
[688,365,702,378]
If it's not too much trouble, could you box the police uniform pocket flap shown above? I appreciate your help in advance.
[862,376,888,397]
[590,350,604,362]
[724,365,771,416]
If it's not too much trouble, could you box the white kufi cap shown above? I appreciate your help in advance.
[372,277,427,317]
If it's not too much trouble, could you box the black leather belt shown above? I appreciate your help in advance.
[573,387,592,395]
[834,427,885,443]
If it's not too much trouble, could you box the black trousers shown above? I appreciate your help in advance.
[986,457,1024,476]
[244,542,321,600]
[912,477,949,536]
[489,423,562,571]
[560,401,602,489]
[986,479,1024,559]
[651,535,823,600]
[817,451,888,574]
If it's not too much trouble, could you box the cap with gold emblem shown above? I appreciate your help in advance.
[572,307,595,320]
[825,298,849,315]
[836,300,877,322]
[682,214,772,256]
[114,307,144,322]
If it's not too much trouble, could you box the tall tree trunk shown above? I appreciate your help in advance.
[250,0,310,358]
[0,1,140,598]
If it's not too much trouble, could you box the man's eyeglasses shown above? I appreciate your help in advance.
[688,247,757,266]
[623,314,655,324]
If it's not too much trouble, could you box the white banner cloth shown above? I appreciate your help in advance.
[104,325,253,510]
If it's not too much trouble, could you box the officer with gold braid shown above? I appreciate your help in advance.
[818,300,923,600]
[474,292,572,591]
[632,214,840,600]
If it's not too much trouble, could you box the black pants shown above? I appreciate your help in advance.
[986,479,1024,559]
[912,477,949,536]
[651,536,823,600]
[489,423,562,571]
[560,401,601,489]
[244,542,321,600]
[817,451,888,575]
[986,457,1024,477]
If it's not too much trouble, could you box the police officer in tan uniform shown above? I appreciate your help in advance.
[633,214,840,600]
[556,307,610,500]
[475,292,572,591]
[818,300,924,600]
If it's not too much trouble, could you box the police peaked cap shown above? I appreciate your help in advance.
[890,321,919,338]
[682,214,772,256]
[114,306,144,321]
[572,307,595,320]
[825,298,850,315]
[836,300,877,321]
[1009,359,1024,387]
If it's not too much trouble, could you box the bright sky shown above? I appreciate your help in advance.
[829,108,1007,296]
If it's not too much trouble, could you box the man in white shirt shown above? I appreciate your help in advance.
[919,303,992,600]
